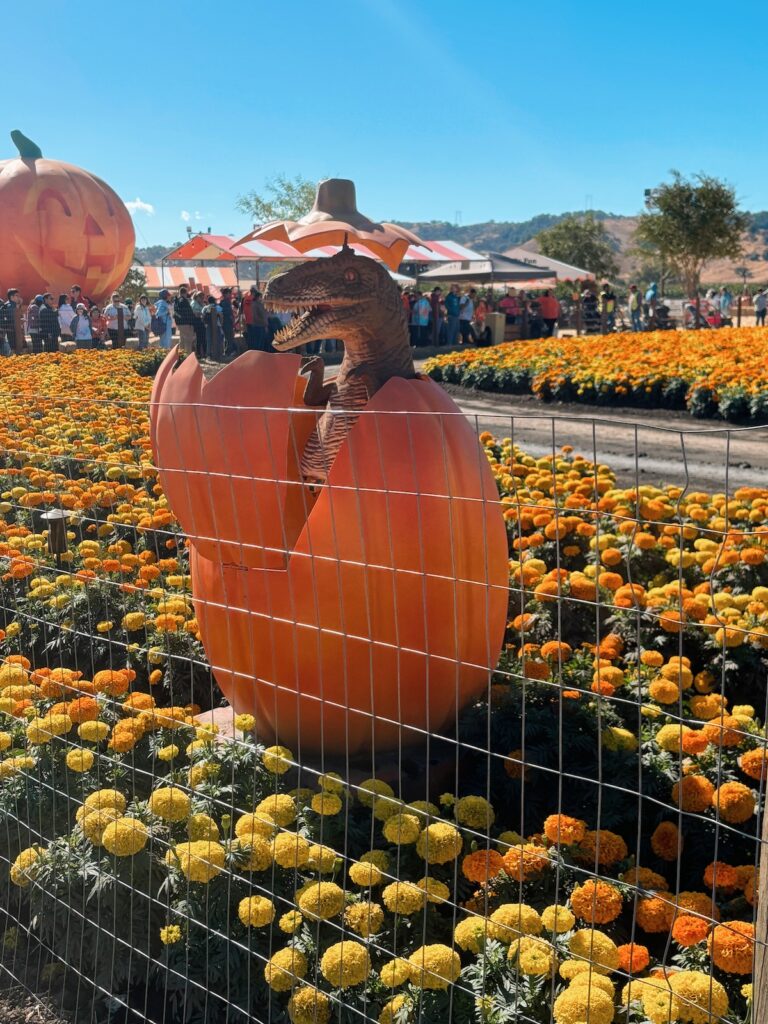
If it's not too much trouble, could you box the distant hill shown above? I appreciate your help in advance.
[397,210,768,285]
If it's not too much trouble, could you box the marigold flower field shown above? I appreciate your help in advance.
[424,327,768,421]
[0,352,765,1024]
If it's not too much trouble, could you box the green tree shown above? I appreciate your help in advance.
[536,214,619,279]
[235,174,317,224]
[117,265,148,302]
[634,172,747,296]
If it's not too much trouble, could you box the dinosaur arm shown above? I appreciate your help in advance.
[300,356,335,406]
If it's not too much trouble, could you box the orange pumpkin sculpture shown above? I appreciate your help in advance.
[151,349,508,756]
[0,131,135,301]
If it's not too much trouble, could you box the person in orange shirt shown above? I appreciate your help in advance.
[538,290,561,337]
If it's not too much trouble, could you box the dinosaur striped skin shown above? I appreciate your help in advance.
[264,247,416,483]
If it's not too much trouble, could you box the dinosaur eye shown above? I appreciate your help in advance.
[344,268,359,284]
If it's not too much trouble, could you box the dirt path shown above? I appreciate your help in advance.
[438,384,768,491]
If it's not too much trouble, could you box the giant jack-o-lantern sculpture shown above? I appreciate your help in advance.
[0,131,135,301]
[151,180,507,756]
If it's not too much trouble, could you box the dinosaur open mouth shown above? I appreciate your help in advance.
[267,302,335,350]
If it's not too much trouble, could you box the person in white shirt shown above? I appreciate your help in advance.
[754,290,767,326]
[458,288,477,344]
[133,294,152,349]
[57,294,75,341]
[103,292,131,348]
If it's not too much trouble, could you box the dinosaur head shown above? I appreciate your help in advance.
[265,247,400,351]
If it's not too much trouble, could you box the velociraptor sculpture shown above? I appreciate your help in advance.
[265,245,416,482]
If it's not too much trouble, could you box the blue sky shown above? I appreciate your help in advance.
[7,0,766,245]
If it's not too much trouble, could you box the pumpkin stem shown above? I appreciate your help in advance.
[11,130,43,160]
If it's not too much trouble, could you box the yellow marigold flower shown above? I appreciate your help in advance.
[379,957,411,988]
[81,808,120,845]
[568,929,620,974]
[188,762,218,788]
[407,944,461,990]
[454,917,490,953]
[311,792,342,816]
[235,811,277,840]
[256,793,297,827]
[279,910,303,934]
[360,849,390,870]
[379,996,411,1024]
[318,772,345,793]
[272,833,311,870]
[166,840,226,882]
[439,792,455,807]
[320,941,371,989]
[348,861,383,887]
[344,901,384,937]
[741,983,753,1001]
[656,723,690,753]
[454,795,495,829]
[231,836,272,872]
[234,713,255,733]
[122,612,146,631]
[541,904,576,933]
[382,812,421,845]
[295,881,343,922]
[357,778,394,807]
[159,925,182,945]
[287,986,331,1024]
[96,621,113,633]
[264,947,308,992]
[102,817,148,857]
[84,789,127,815]
[157,744,180,761]
[26,713,72,744]
[65,749,94,772]
[416,822,463,864]
[382,880,427,915]
[0,756,36,779]
[238,895,275,928]
[148,786,191,822]
[669,970,728,1022]
[262,745,293,774]
[553,986,613,1024]
[77,721,110,743]
[307,843,338,873]
[509,936,558,975]
[187,814,220,841]
[489,903,543,943]
[417,877,451,903]
[10,847,44,886]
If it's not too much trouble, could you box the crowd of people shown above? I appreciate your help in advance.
[0,276,765,360]
[0,283,279,360]
[400,283,563,345]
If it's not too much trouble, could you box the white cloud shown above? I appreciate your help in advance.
[194,211,202,220]
[125,197,155,216]
[180,210,191,222]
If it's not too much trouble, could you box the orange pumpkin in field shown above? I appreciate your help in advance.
[0,130,135,301]
[151,350,508,756]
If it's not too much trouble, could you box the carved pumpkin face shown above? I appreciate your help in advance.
[0,132,135,301]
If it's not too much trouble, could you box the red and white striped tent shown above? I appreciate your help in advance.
[162,234,484,266]
[141,266,239,294]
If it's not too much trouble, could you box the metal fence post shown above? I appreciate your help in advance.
[755,810,768,1024]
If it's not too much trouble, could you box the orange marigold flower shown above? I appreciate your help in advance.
[622,866,669,892]
[702,715,745,748]
[650,822,683,862]
[461,850,505,885]
[540,641,572,662]
[707,921,755,974]
[574,829,628,867]
[502,843,550,882]
[672,915,710,947]
[738,747,768,781]
[543,814,587,846]
[713,781,755,824]
[672,775,715,813]
[617,942,650,974]
[66,697,100,724]
[703,861,740,891]
[570,880,623,924]
[681,730,709,755]
[93,669,135,697]
[636,895,674,933]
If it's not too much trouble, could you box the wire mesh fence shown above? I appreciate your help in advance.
[0,348,765,1024]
